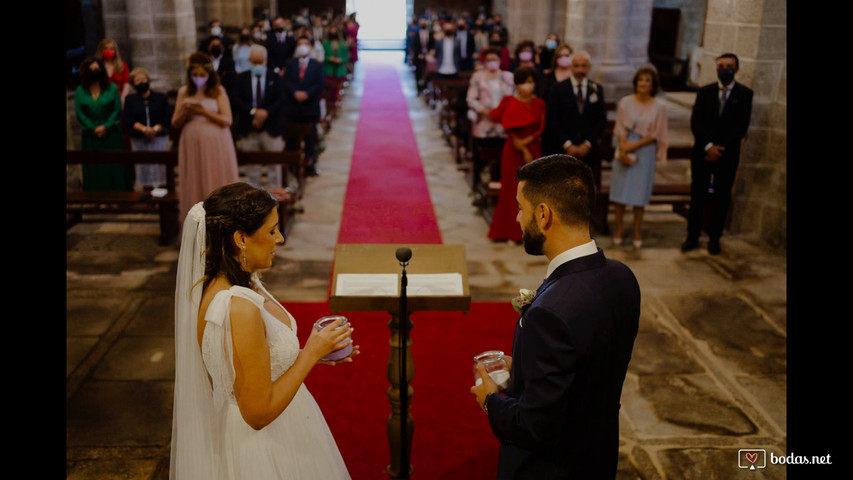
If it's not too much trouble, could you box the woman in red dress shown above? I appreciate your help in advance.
[95,38,131,106]
[487,66,546,243]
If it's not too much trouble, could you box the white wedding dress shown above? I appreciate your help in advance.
[200,284,351,479]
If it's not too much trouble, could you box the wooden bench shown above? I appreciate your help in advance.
[592,145,694,235]
[67,149,307,244]
[66,150,180,245]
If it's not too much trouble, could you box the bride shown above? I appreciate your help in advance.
[170,182,358,479]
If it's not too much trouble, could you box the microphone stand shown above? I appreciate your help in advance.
[395,247,411,479]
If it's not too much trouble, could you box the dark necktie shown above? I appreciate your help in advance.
[719,87,729,116]
[255,76,262,108]
[576,83,584,114]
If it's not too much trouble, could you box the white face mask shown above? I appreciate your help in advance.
[211,26,222,37]
[296,45,311,57]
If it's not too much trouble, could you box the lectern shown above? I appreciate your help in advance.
[329,244,471,479]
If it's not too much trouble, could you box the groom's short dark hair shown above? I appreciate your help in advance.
[516,154,595,226]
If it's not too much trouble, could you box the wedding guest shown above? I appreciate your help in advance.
[170,182,358,479]
[232,28,254,74]
[537,43,573,100]
[681,53,753,255]
[509,39,542,76]
[433,21,461,79]
[455,16,476,72]
[344,13,359,65]
[609,66,668,249]
[123,67,172,189]
[74,56,133,192]
[471,154,640,480]
[466,47,514,188]
[231,44,287,189]
[95,38,131,105]
[283,36,325,176]
[487,66,546,243]
[537,33,561,75]
[267,16,296,76]
[207,36,237,101]
[198,19,235,54]
[472,22,490,60]
[322,26,349,112]
[171,52,240,223]
[541,50,607,185]
[479,31,511,71]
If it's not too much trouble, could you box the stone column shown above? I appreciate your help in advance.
[504,0,566,48]
[123,0,198,93]
[700,0,786,247]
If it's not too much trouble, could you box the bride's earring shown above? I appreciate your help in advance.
[241,244,248,270]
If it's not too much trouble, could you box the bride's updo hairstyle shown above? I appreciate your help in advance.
[202,182,278,290]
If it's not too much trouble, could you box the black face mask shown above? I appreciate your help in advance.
[274,27,285,34]
[717,67,735,85]
[82,68,103,86]
[134,82,150,94]
[209,46,222,57]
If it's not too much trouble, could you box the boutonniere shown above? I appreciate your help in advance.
[511,288,537,314]
[589,91,599,104]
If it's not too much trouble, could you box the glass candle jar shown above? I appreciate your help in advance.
[314,315,353,362]
[473,350,510,391]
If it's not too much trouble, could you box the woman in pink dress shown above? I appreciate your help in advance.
[171,52,240,224]
[344,13,359,65]
[487,66,546,243]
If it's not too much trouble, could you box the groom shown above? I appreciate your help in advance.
[471,154,640,479]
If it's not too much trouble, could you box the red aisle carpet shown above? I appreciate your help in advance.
[286,62,519,479]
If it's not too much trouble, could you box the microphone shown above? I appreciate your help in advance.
[396,246,412,267]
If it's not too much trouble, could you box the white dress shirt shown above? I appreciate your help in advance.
[545,240,598,279]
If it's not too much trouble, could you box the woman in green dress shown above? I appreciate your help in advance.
[322,27,349,115]
[74,56,133,191]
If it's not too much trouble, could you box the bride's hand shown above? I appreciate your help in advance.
[319,345,361,366]
[304,318,353,362]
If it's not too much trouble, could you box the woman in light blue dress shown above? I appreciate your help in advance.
[609,66,668,248]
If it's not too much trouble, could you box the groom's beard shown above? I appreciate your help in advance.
[522,216,545,256]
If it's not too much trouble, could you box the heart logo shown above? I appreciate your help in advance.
[745,452,758,464]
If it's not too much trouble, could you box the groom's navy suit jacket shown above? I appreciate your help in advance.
[486,249,640,479]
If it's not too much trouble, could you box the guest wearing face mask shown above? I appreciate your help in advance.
[466,47,515,189]
[232,44,287,190]
[171,52,239,223]
[95,38,131,106]
[74,56,133,192]
[537,43,573,101]
[486,66,546,243]
[510,40,542,76]
[122,67,171,189]
[322,27,349,114]
[206,36,237,103]
[233,28,254,74]
[479,31,511,71]
[283,36,325,176]
[433,22,462,78]
[456,17,476,72]
[199,19,235,54]
[537,33,561,75]
[267,16,296,76]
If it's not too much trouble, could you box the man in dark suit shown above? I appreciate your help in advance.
[206,36,236,102]
[681,53,753,255]
[198,19,235,54]
[231,44,286,189]
[471,154,640,480]
[433,22,462,78]
[455,17,476,72]
[541,51,607,186]
[267,16,296,76]
[283,35,325,176]
[412,18,434,89]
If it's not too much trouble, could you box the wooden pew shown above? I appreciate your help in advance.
[66,150,180,245]
[67,149,306,244]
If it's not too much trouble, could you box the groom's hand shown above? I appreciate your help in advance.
[470,363,498,413]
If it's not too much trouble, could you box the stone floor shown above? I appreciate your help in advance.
[67,51,790,479]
